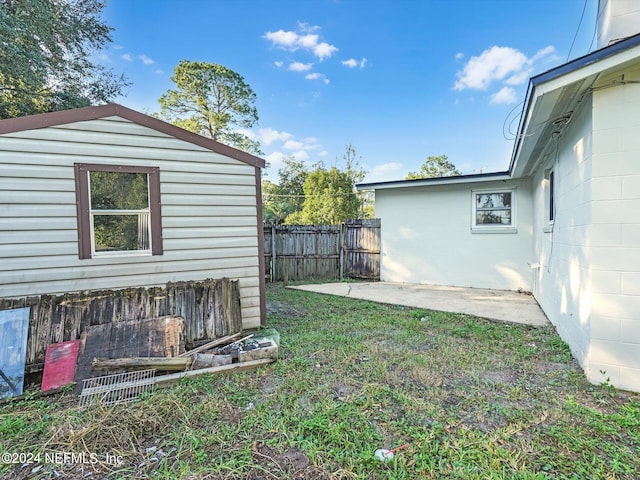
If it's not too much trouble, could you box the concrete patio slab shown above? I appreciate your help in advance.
[288,282,549,327]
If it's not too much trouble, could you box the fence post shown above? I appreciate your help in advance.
[271,225,277,282]
[339,222,345,279]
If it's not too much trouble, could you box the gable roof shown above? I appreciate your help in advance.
[0,103,266,169]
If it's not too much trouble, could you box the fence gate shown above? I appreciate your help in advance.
[344,219,381,279]
[263,219,380,281]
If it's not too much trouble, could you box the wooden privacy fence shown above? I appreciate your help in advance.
[264,219,380,281]
[0,278,242,372]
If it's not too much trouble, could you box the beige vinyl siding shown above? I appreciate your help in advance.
[0,116,262,329]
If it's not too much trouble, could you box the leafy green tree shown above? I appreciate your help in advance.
[405,155,461,179]
[276,155,309,212]
[341,143,372,218]
[262,179,296,224]
[159,60,261,154]
[89,171,149,251]
[286,167,360,225]
[342,143,366,184]
[0,0,128,119]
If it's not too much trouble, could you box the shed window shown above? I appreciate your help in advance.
[472,189,516,232]
[74,164,163,259]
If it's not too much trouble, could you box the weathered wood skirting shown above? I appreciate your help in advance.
[0,278,242,370]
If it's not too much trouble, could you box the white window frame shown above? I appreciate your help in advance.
[471,188,517,234]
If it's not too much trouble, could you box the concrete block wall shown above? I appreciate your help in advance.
[531,94,593,371]
[588,66,640,391]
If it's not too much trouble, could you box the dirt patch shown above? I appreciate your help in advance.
[266,300,306,318]
[481,368,519,385]
[251,443,330,480]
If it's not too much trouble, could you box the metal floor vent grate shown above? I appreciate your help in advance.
[78,369,156,407]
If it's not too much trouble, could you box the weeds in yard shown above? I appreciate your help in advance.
[1,282,638,479]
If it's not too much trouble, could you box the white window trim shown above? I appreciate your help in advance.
[543,168,555,233]
[88,173,153,257]
[89,210,152,257]
[471,187,517,234]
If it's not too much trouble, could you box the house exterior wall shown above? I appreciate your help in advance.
[531,63,640,392]
[588,65,640,391]
[376,178,533,291]
[530,94,594,373]
[0,116,262,329]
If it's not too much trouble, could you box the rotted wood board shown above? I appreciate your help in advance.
[74,315,185,393]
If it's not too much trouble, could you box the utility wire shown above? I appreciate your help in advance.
[567,0,589,61]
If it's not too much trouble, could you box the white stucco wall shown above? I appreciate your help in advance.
[376,178,533,291]
[531,93,593,373]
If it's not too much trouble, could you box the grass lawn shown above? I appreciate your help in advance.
[1,282,639,479]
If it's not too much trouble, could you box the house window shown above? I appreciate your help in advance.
[472,189,516,232]
[74,164,163,259]
[549,170,555,223]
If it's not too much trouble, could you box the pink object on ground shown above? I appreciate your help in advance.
[41,340,80,391]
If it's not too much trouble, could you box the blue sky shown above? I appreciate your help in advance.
[100,0,599,183]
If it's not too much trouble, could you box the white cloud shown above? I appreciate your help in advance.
[530,45,556,63]
[342,57,367,69]
[264,25,338,60]
[283,137,323,151]
[297,22,320,34]
[97,52,110,62]
[489,86,518,105]
[154,69,165,75]
[264,151,287,176]
[455,52,464,60]
[313,42,338,60]
[454,46,527,91]
[298,34,319,48]
[454,44,558,96]
[305,73,330,84]
[121,53,133,62]
[294,150,311,161]
[505,69,531,85]
[258,128,293,146]
[274,61,283,68]
[364,162,405,183]
[283,140,305,150]
[114,45,124,50]
[139,54,155,65]
[289,62,313,72]
[264,29,298,48]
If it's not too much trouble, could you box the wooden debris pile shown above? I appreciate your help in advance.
[72,317,278,402]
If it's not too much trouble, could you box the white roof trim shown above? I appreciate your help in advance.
[357,173,512,191]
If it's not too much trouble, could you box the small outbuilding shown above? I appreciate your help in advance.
[0,103,266,329]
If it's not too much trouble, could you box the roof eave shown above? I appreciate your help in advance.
[357,171,511,191]
[509,33,640,176]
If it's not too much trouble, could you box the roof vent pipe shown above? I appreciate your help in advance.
[597,0,640,49]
